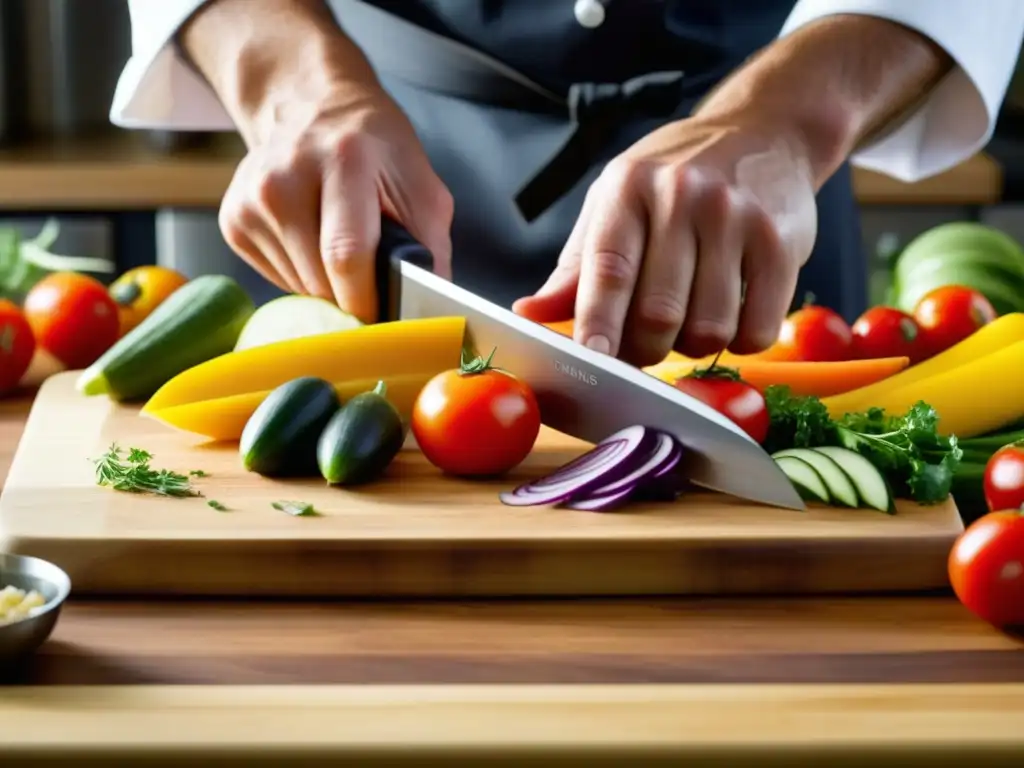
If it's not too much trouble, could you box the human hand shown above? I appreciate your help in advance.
[219,85,454,323]
[513,115,819,367]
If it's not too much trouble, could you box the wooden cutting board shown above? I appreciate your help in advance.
[0,372,963,597]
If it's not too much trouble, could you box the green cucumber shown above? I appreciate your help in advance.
[774,455,831,505]
[810,446,895,514]
[240,377,342,477]
[317,380,405,486]
[77,274,255,401]
[772,448,859,507]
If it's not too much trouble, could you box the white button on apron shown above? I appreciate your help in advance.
[573,0,606,28]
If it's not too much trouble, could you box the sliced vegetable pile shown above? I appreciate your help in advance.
[500,425,686,512]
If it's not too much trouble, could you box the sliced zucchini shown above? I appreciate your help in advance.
[810,446,895,514]
[771,448,859,507]
[774,455,831,505]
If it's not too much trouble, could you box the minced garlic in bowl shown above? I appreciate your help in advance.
[0,584,47,624]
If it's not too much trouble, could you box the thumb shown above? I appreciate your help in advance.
[512,260,580,323]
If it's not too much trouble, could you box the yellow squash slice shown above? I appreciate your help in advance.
[142,316,466,440]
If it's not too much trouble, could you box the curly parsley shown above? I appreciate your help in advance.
[763,386,963,505]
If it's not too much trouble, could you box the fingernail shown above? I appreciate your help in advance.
[585,335,610,354]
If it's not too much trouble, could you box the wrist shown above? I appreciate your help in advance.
[695,15,952,188]
[695,65,856,188]
[180,0,383,145]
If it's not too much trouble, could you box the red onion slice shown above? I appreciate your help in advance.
[498,425,655,507]
[565,432,685,512]
[564,485,636,512]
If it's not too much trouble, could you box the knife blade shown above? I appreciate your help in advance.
[384,245,804,511]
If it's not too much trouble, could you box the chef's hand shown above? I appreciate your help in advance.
[218,85,453,324]
[513,115,818,367]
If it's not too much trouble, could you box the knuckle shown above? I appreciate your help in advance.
[589,250,637,290]
[634,291,686,335]
[322,240,368,275]
[601,157,651,191]
[252,168,291,213]
[332,132,372,172]
[695,178,732,219]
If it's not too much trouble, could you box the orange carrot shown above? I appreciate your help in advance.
[643,356,911,398]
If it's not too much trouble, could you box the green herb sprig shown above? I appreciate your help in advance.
[763,386,963,504]
[92,444,201,498]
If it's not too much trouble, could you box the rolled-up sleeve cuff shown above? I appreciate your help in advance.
[109,0,236,131]
[780,0,1024,182]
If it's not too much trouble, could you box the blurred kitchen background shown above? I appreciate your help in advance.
[1,0,1024,310]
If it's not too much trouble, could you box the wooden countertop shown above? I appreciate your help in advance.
[0,132,1005,210]
[2,387,1024,764]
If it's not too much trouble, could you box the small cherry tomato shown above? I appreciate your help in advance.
[109,265,189,336]
[775,298,853,362]
[412,349,541,476]
[913,285,996,356]
[673,367,769,444]
[851,306,926,363]
[23,272,120,370]
[948,509,1024,629]
[983,444,1024,512]
[0,299,36,395]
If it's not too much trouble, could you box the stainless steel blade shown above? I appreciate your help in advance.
[394,259,805,511]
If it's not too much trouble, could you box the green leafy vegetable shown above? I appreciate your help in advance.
[207,500,228,511]
[764,386,962,504]
[93,444,200,497]
[272,500,318,517]
[0,219,114,301]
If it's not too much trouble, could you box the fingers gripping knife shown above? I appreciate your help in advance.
[376,220,804,511]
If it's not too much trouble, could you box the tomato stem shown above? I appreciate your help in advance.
[685,349,743,382]
[459,346,498,376]
[802,291,817,309]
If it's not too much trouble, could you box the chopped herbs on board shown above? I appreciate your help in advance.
[93,444,202,498]
[763,385,962,504]
[207,500,229,511]
[272,500,318,517]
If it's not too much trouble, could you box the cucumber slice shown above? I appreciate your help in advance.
[235,295,363,351]
[771,448,859,507]
[774,455,831,505]
[810,446,894,514]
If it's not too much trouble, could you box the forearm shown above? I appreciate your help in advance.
[179,0,380,145]
[696,14,954,187]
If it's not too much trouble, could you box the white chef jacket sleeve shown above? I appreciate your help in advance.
[780,0,1024,182]
[110,0,235,131]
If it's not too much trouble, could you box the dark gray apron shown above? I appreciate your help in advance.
[331,0,867,323]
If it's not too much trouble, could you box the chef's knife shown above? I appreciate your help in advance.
[381,238,804,511]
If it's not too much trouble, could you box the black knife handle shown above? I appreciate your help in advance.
[374,216,435,322]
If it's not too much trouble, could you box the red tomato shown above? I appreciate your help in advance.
[948,510,1024,629]
[411,350,541,476]
[983,444,1024,512]
[673,370,769,444]
[775,301,853,362]
[0,299,36,395]
[913,285,996,357]
[850,306,926,363]
[23,272,120,370]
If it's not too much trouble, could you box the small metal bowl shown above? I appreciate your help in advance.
[0,553,71,661]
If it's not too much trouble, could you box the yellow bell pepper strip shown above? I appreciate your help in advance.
[822,312,1024,418]
[142,317,466,440]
